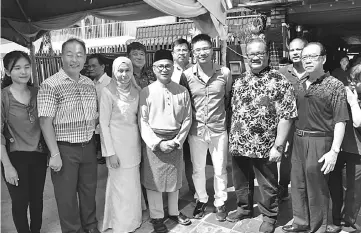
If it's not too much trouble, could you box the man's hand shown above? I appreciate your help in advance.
[49,153,63,172]
[159,141,174,153]
[269,146,282,162]
[318,150,338,174]
[4,165,19,186]
[107,155,120,169]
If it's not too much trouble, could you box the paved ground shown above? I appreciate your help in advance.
[1,164,360,233]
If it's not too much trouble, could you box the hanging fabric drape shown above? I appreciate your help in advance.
[1,0,228,47]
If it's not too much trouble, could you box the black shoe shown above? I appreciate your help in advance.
[226,209,252,223]
[193,201,207,219]
[282,224,310,233]
[326,225,341,233]
[151,218,168,233]
[343,221,361,231]
[215,205,227,222]
[169,212,191,226]
[84,228,100,233]
[260,221,276,233]
[97,157,106,165]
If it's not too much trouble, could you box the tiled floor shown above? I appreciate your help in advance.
[1,164,360,233]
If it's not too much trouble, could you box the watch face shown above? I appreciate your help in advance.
[276,145,284,153]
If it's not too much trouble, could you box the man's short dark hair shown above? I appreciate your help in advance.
[304,42,327,56]
[172,38,191,51]
[246,38,268,52]
[88,53,106,66]
[127,42,146,55]
[191,34,212,47]
[62,38,86,54]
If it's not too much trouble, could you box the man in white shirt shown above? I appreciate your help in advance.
[171,38,195,195]
[88,54,112,164]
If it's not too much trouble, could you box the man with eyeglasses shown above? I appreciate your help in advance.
[127,42,156,89]
[282,42,349,233]
[171,38,195,196]
[139,49,192,233]
[278,38,308,201]
[227,37,297,233]
[180,34,232,222]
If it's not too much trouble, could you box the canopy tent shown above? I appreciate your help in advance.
[1,0,228,47]
[2,0,228,86]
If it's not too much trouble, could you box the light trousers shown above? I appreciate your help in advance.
[188,131,228,207]
[146,189,179,219]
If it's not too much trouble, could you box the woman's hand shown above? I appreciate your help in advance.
[107,155,120,169]
[4,165,19,186]
[345,86,359,106]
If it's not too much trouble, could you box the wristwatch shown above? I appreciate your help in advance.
[331,147,340,154]
[274,145,285,153]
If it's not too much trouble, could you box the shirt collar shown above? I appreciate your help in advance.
[192,62,221,76]
[251,66,271,77]
[174,62,191,72]
[303,71,330,84]
[59,68,86,82]
[95,73,107,84]
[287,64,308,81]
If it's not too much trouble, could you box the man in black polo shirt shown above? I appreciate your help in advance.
[282,42,349,233]
[279,38,308,201]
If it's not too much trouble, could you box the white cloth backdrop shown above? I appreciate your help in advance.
[4,0,227,46]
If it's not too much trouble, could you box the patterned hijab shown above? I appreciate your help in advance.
[111,57,141,101]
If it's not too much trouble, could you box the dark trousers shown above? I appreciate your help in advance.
[329,151,361,226]
[2,151,47,233]
[279,126,295,189]
[291,135,332,232]
[183,139,195,194]
[52,139,98,233]
[232,156,279,224]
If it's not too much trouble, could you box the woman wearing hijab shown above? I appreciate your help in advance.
[99,57,142,233]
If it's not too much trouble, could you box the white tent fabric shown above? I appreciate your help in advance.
[143,0,227,38]
[3,0,227,47]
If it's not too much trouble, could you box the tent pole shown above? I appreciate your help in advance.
[221,39,227,66]
[28,39,39,87]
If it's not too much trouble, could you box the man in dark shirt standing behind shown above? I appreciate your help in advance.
[278,38,308,201]
[331,56,350,86]
[282,42,349,233]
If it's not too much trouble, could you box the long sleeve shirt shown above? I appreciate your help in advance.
[138,80,192,151]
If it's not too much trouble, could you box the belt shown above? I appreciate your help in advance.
[295,129,333,137]
[57,136,93,147]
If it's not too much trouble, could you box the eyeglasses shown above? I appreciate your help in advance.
[26,105,35,124]
[174,49,189,53]
[154,64,173,71]
[246,52,267,59]
[301,54,323,61]
[193,47,212,54]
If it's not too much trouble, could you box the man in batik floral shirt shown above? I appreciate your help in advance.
[227,38,297,233]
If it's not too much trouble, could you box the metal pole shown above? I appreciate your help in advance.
[28,39,39,87]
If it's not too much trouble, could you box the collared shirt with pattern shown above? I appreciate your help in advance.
[295,72,349,132]
[229,67,298,158]
[181,62,232,138]
[37,69,97,143]
[171,63,192,84]
[134,66,156,89]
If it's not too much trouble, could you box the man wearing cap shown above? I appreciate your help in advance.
[139,49,192,233]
